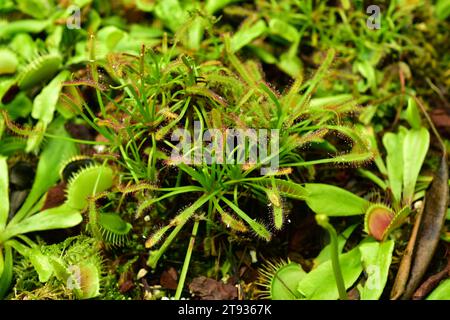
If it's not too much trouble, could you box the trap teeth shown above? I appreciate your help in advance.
[17,53,62,90]
[60,156,95,182]
[65,165,114,210]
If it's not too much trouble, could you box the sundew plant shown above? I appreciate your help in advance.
[0,0,448,301]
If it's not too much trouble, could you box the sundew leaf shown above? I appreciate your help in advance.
[0,156,8,230]
[221,197,271,241]
[402,128,429,204]
[358,239,395,300]
[426,279,450,300]
[383,131,404,205]
[303,184,369,216]
[264,179,308,200]
[309,94,354,109]
[359,125,387,176]
[297,247,363,300]
[32,70,70,125]
[148,192,219,269]
[25,120,45,153]
[230,19,267,53]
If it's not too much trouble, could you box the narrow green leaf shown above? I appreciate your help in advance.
[309,94,354,109]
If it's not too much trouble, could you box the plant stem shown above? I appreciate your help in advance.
[316,214,348,300]
[175,218,200,300]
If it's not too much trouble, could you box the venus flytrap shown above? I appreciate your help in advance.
[256,100,435,300]
[257,222,395,300]
[12,236,104,299]
[0,120,82,298]
[0,115,123,298]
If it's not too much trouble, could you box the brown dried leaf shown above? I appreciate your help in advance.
[119,271,134,293]
[402,154,449,299]
[188,276,238,300]
[391,204,424,300]
[160,267,178,290]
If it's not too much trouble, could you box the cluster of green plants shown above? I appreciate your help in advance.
[0,0,448,300]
